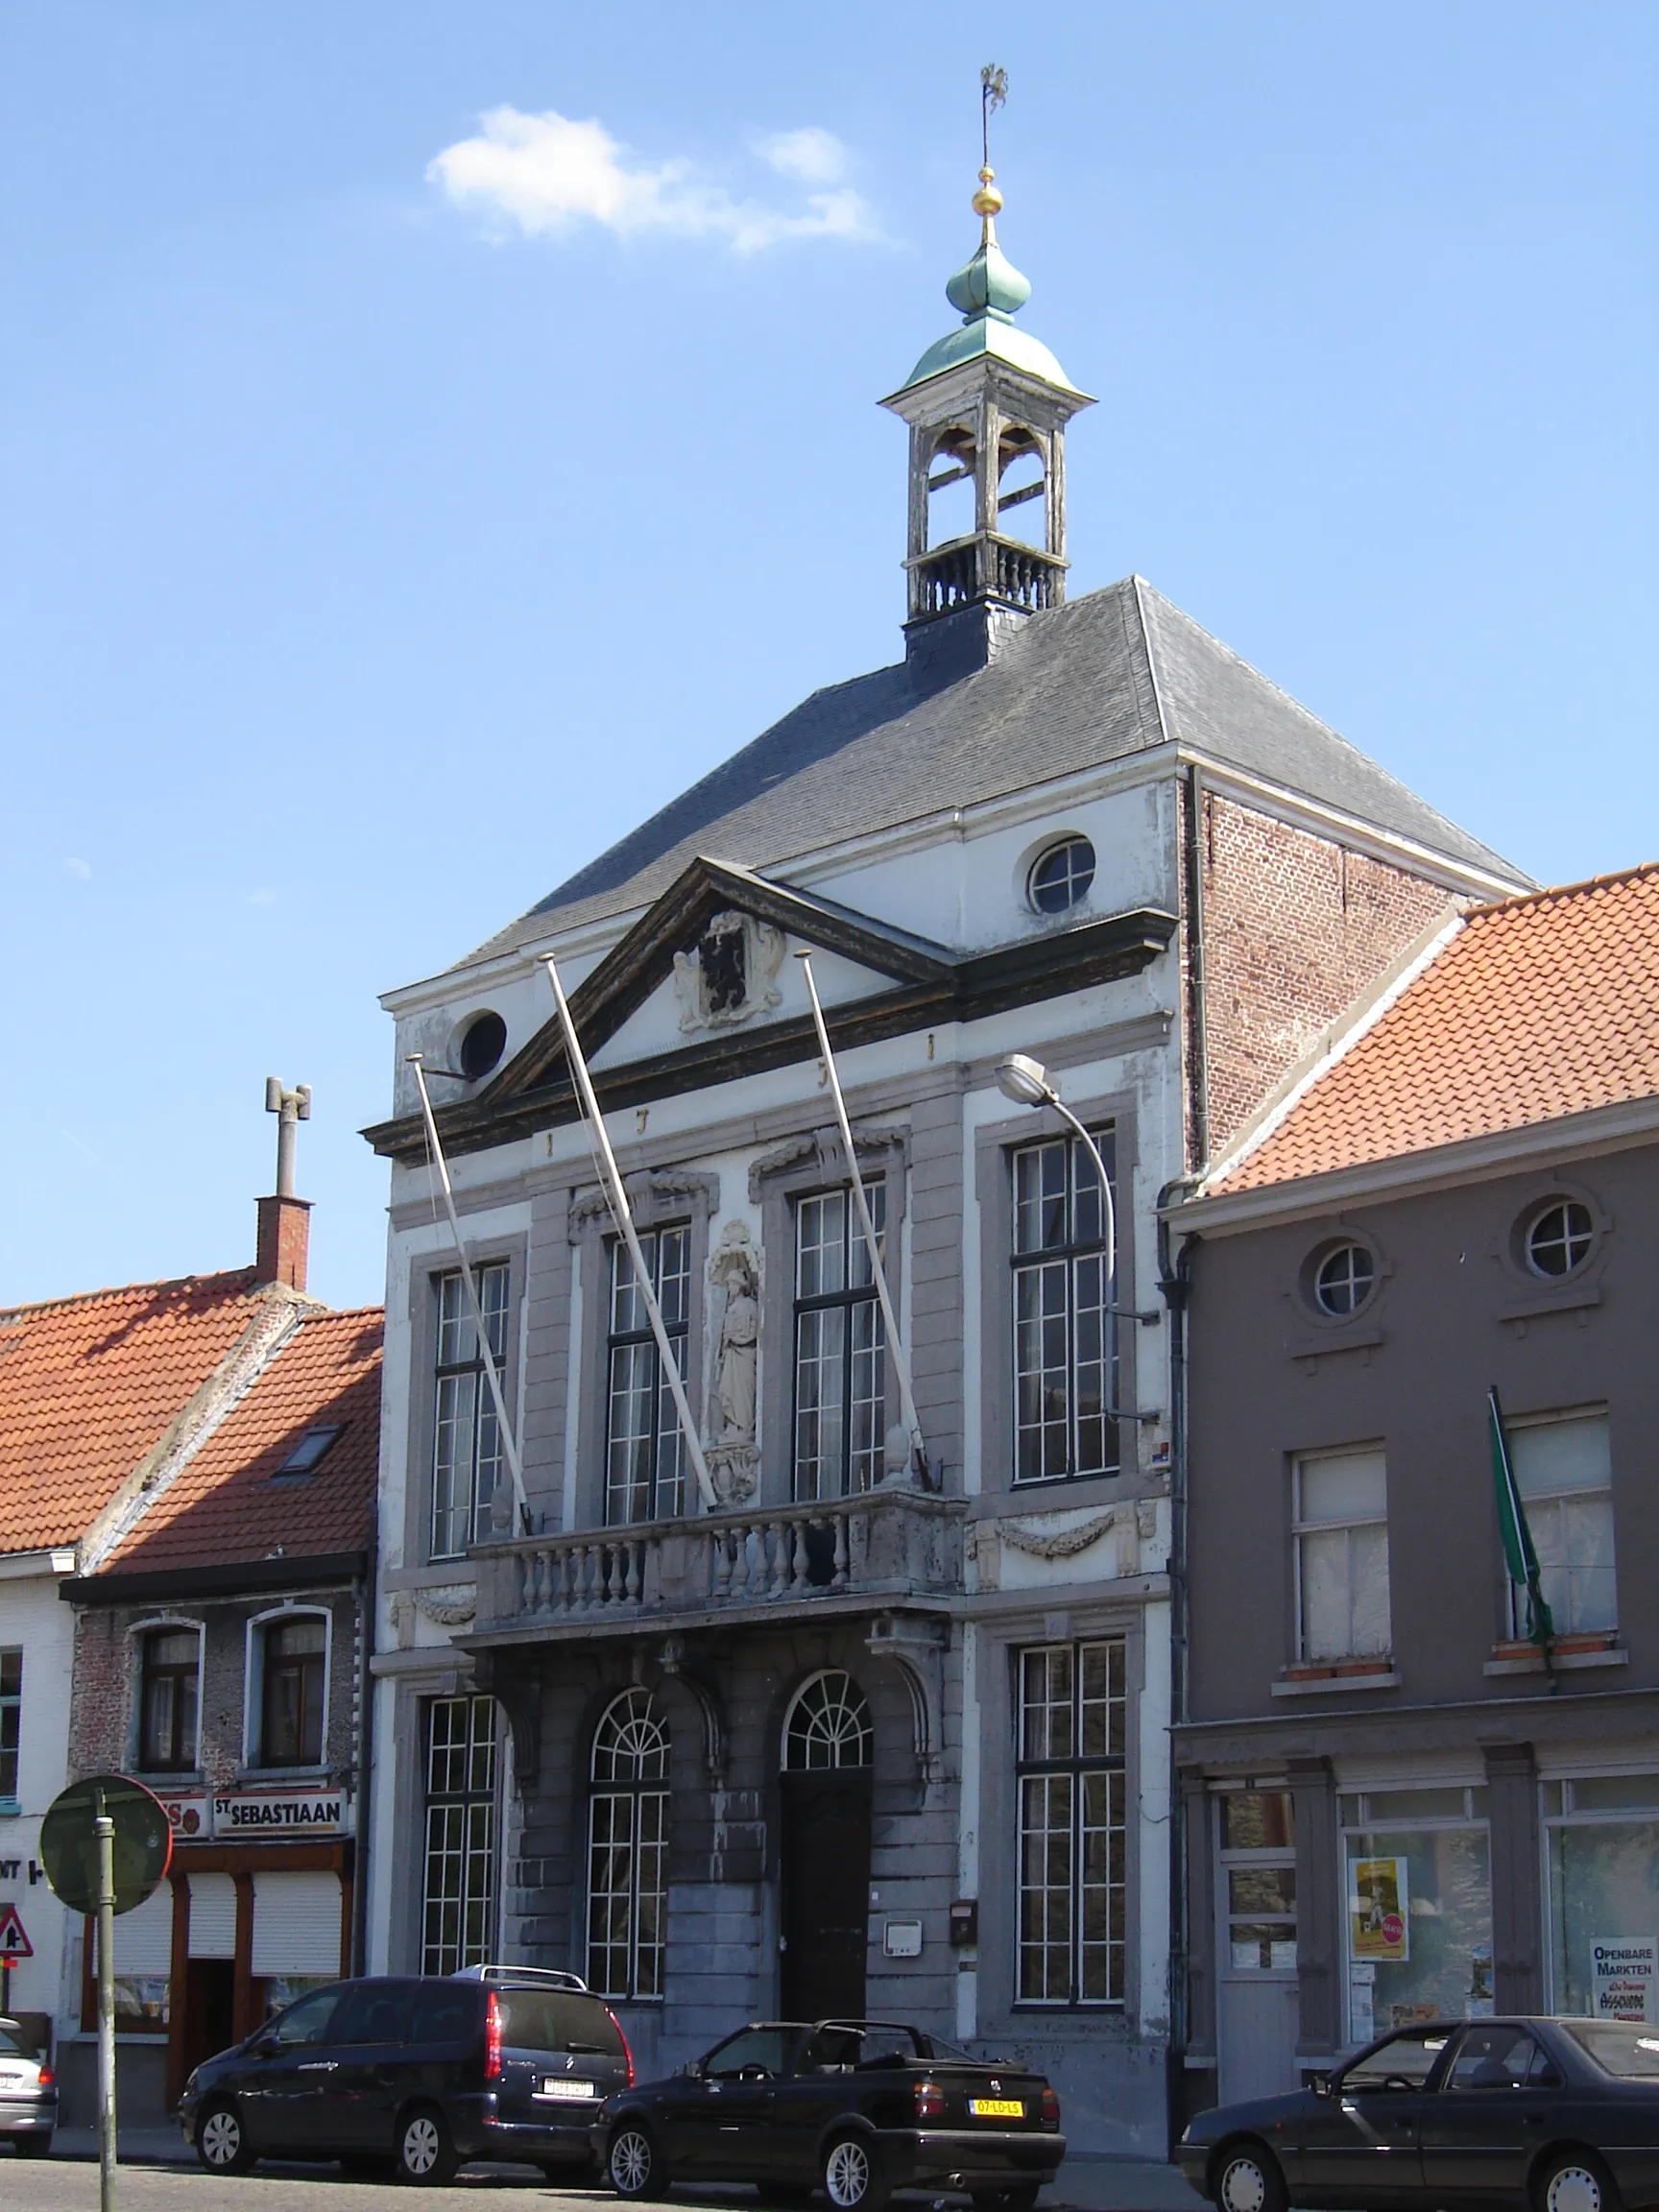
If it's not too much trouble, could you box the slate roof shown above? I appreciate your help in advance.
[457,576,1525,972]
[1212,862,1659,1194]
[0,1270,278,1555]
[105,1307,382,1575]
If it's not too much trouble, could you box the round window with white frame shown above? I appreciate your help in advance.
[1312,1241,1376,1318]
[782,1671,872,1770]
[1027,835,1095,916]
[1524,1197,1595,1279]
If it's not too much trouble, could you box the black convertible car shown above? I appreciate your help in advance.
[593,2018,1064,2211]
[1178,2017,1659,2212]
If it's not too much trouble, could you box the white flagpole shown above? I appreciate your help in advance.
[796,950,928,1484]
[541,954,717,1513]
[408,1055,532,1536]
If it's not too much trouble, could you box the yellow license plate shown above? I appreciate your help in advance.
[970,2098,1024,2118]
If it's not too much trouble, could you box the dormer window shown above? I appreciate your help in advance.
[1028,835,1095,915]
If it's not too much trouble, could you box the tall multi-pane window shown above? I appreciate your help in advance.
[607,1229,690,1524]
[260,1615,326,1766]
[1293,1448,1391,1660]
[587,1691,669,2000]
[1016,1639,1126,2005]
[432,1263,509,1558]
[1508,1412,1615,1636]
[422,1695,498,1976]
[0,1651,19,1804]
[794,1185,886,1500]
[1012,1132,1118,1484]
[139,1627,200,1770]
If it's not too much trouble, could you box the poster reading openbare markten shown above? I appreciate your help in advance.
[1591,1938,1655,2021]
[1351,1857,1410,1962]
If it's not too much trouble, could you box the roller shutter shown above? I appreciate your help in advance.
[187,1873,237,1960]
[110,1881,175,1974]
[250,1870,343,1977]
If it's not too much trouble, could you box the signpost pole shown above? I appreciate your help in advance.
[95,1800,117,2211]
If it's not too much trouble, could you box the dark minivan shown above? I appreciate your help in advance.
[179,1964,633,2184]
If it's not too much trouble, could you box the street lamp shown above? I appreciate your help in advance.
[994,1053,1116,1286]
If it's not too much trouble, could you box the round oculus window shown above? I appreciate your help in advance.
[1028,835,1096,915]
[1525,1198,1593,1278]
[458,1010,508,1081]
[1313,1242,1375,1317]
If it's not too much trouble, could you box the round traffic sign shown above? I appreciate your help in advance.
[40,1775,172,1916]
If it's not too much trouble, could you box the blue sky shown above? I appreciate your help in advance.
[3,1,1654,1312]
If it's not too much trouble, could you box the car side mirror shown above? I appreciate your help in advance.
[1309,2072,1333,2099]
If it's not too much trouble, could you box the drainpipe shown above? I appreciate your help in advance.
[350,1503,378,1977]
[1158,1181,1197,2147]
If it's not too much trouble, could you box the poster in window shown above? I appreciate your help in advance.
[1591,1937,1655,2022]
[1351,1857,1410,1961]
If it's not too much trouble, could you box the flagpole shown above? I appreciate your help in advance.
[408,1055,532,1536]
[796,950,929,1484]
[541,955,717,1513]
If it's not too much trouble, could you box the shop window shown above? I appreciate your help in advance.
[1015,1639,1126,2006]
[1506,1413,1616,1636]
[606,1227,690,1525]
[794,1184,887,1501]
[1012,1131,1118,1483]
[587,1690,668,2001]
[258,1615,326,1767]
[1546,1772,1659,2016]
[1293,1448,1390,1660]
[138,1625,200,1771]
[0,1649,18,1806]
[431,1262,509,1559]
[422,1695,498,1977]
[1340,1786,1492,2040]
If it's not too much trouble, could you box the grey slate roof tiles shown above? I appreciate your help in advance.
[457,577,1525,973]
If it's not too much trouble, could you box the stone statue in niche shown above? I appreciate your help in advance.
[672,912,786,1034]
[704,1221,761,1505]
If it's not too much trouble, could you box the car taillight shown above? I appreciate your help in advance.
[1041,2085,1061,2125]
[607,2008,634,2088]
[915,2080,947,2123]
[485,1989,502,2080]
[36,2067,53,2088]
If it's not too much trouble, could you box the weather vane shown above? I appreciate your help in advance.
[980,63,1008,173]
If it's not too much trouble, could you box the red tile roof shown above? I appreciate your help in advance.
[0,1271,279,1556]
[106,1308,383,1575]
[1215,862,1659,1193]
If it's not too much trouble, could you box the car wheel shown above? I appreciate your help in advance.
[395,2104,459,2187]
[823,2134,889,2212]
[197,2101,255,2176]
[610,2122,663,2200]
[1214,2141,1286,2212]
[1537,2150,1623,2212]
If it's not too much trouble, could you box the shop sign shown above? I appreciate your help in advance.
[1350,1857,1410,1961]
[213,1790,349,1836]
[156,1791,214,1840]
[1591,1936,1656,2022]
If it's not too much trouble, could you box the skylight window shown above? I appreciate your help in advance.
[273,1424,346,1479]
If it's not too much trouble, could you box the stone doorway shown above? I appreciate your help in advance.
[780,1671,874,2021]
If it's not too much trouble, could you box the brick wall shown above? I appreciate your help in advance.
[1191,786,1455,1160]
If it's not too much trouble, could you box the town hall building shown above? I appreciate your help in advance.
[361,161,1525,2151]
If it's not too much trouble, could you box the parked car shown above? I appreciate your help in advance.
[179,1964,632,2183]
[1178,2016,1659,2212]
[594,2017,1065,2211]
[0,2016,55,2158]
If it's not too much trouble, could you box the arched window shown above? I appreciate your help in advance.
[783,1671,873,1770]
[588,1690,669,2000]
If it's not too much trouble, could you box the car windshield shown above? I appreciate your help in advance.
[1341,2029,1452,2090]
[1560,2024,1659,2080]
[0,2023,37,2059]
[497,1990,625,2057]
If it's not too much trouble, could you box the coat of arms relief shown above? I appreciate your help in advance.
[672,911,786,1034]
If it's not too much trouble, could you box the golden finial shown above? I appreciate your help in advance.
[976,64,1007,230]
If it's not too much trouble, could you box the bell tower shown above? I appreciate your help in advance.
[881,76,1094,678]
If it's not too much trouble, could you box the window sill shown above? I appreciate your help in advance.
[0,1798,19,1818]
[1271,1664,1400,1697]
[1484,1638,1626,1676]
[237,1765,333,1784]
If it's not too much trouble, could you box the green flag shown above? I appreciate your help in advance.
[1488,1385,1554,1651]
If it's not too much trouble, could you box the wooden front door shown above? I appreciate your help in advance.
[780,1769,872,2020]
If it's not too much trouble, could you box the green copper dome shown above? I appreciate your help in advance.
[898,210,1085,397]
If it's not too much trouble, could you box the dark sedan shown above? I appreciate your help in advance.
[595,2018,1065,2212]
[1178,2017,1659,2212]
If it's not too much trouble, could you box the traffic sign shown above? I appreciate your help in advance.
[0,1903,31,1959]
[40,1775,172,1917]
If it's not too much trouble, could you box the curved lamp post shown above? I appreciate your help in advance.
[994,1052,1116,1287]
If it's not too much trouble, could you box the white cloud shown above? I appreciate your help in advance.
[428,108,879,255]
[63,856,91,881]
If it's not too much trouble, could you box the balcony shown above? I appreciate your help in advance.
[469,1486,966,1646]
[905,533,1067,621]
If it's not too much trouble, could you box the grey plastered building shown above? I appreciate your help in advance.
[1170,865,1659,2124]
[360,178,1523,2153]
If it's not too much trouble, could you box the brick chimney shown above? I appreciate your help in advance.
[254,1078,312,1291]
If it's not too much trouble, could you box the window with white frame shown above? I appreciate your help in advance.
[1293,1448,1391,1661]
[1016,1638,1126,2005]
[1012,1130,1118,1483]
[259,1614,327,1767]
[0,1650,19,1804]
[793,1184,886,1500]
[587,1690,669,2000]
[422,1695,497,1976]
[1507,1412,1615,1636]
[606,1228,690,1524]
[138,1625,200,1771]
[431,1263,509,1558]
